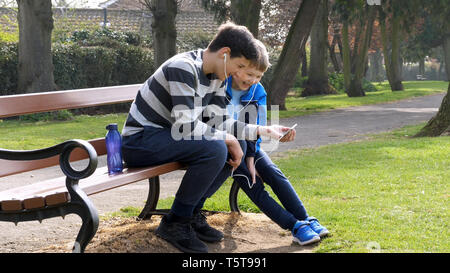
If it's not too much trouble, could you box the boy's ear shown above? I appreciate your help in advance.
[218,47,231,59]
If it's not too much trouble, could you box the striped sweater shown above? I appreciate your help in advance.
[122,49,259,141]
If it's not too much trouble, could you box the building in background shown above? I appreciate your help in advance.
[0,0,218,36]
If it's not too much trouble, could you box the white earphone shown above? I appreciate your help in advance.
[223,53,228,79]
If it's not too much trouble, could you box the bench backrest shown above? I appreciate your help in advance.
[0,84,141,178]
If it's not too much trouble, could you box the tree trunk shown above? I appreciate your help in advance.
[415,84,450,137]
[443,35,450,81]
[302,0,336,97]
[267,0,321,110]
[350,22,362,74]
[379,8,403,91]
[415,22,450,137]
[369,49,383,82]
[442,125,450,136]
[341,18,351,92]
[17,0,56,93]
[336,32,344,64]
[329,35,341,73]
[389,14,404,90]
[150,0,177,67]
[230,0,261,38]
[379,15,393,85]
[329,18,342,73]
[438,59,444,81]
[419,58,425,76]
[347,7,375,97]
[301,46,308,77]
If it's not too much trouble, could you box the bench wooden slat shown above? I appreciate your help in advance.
[0,157,58,180]
[0,84,140,119]
[23,196,45,210]
[22,191,70,210]
[0,138,106,179]
[0,162,183,212]
[45,192,70,207]
[0,192,70,212]
[0,200,22,211]
[0,174,69,201]
[80,163,183,195]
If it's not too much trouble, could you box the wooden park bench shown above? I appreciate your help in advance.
[0,84,242,253]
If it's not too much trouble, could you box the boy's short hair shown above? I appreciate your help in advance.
[252,39,271,72]
[208,22,258,63]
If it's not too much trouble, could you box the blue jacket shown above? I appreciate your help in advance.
[225,77,267,157]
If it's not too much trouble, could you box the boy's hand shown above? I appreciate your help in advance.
[225,134,243,171]
[278,125,296,142]
[257,125,296,142]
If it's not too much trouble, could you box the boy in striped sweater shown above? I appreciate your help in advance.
[121,23,293,253]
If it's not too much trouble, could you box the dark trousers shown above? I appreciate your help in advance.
[122,126,243,218]
[233,149,309,230]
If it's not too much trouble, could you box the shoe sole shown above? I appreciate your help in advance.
[155,228,208,253]
[292,236,320,246]
[318,230,330,237]
[196,232,224,243]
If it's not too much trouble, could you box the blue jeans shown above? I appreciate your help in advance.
[122,126,243,218]
[233,148,309,230]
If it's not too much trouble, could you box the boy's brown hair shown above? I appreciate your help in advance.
[208,22,258,63]
[252,39,271,72]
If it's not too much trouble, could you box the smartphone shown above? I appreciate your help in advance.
[279,123,298,140]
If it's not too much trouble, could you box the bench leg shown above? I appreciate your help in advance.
[138,176,162,220]
[72,212,98,253]
[229,180,241,214]
[138,176,242,220]
[66,178,99,253]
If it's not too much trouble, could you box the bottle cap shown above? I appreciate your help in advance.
[106,123,118,130]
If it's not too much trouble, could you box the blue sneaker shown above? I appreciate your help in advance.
[307,217,330,237]
[292,220,320,246]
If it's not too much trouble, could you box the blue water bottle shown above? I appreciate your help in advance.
[105,123,123,175]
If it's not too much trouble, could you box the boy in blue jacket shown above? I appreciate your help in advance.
[226,40,330,246]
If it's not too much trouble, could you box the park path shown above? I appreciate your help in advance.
[0,92,445,252]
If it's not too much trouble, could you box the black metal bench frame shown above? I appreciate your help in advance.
[0,85,242,253]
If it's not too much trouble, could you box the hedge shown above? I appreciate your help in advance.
[0,42,18,95]
[0,30,155,95]
[52,43,154,90]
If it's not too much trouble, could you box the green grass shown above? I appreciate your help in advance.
[0,113,128,150]
[200,124,449,253]
[278,81,448,119]
[1,81,448,252]
[104,206,143,219]
[124,124,450,253]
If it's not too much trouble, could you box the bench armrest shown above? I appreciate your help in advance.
[0,139,98,180]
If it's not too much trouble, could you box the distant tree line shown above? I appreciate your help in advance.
[8,0,450,136]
